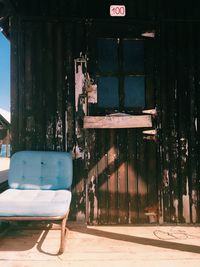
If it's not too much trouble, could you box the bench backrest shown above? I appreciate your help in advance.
[8,151,73,190]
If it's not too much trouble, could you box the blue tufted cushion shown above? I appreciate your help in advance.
[8,151,73,190]
[0,189,71,217]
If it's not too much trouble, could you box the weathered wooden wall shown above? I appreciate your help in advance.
[11,19,69,152]
[158,21,200,223]
[8,0,200,224]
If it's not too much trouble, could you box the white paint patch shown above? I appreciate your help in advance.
[75,63,85,112]
[182,178,190,223]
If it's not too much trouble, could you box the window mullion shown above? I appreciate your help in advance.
[118,38,124,112]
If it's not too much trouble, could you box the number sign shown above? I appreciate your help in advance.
[110,5,126,17]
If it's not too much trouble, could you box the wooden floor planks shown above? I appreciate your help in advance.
[1,223,200,266]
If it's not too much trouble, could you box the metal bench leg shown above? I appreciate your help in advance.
[59,215,67,254]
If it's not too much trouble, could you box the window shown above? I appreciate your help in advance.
[98,77,119,108]
[124,76,145,107]
[96,38,145,113]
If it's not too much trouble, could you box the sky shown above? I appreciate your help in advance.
[0,32,10,112]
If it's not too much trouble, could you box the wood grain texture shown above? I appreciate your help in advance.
[84,115,152,129]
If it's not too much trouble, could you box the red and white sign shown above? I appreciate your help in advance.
[110,5,126,17]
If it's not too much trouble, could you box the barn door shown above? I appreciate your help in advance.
[81,23,159,224]
[86,127,158,224]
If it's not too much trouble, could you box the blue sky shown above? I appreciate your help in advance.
[0,32,10,112]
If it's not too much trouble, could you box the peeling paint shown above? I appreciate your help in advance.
[75,56,87,112]
[191,190,197,223]
[182,179,190,223]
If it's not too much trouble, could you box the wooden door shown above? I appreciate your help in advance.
[85,22,158,224]
[86,128,158,224]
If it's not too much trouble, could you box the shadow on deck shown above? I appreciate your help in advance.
[0,222,200,266]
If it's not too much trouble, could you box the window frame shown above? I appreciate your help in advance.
[95,37,146,115]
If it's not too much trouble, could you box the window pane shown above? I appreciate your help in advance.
[123,40,144,72]
[124,76,145,107]
[98,38,118,72]
[98,77,119,108]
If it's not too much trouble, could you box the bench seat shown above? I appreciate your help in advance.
[0,150,73,254]
[0,189,71,217]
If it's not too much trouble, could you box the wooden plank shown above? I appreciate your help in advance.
[160,23,171,223]
[97,130,109,224]
[26,21,44,150]
[86,129,98,224]
[34,22,46,150]
[10,16,20,153]
[176,22,189,223]
[84,115,152,129]
[167,23,179,223]
[64,23,74,151]
[187,23,198,223]
[195,23,200,223]
[44,22,56,150]
[24,21,35,150]
[127,129,138,223]
[137,130,148,223]
[144,138,158,223]
[70,158,86,221]
[55,22,65,151]
[107,130,117,224]
[117,129,128,224]
[17,19,26,150]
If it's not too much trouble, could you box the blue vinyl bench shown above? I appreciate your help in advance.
[0,150,73,254]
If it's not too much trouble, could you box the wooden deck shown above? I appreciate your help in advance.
[1,158,200,266]
[0,222,200,267]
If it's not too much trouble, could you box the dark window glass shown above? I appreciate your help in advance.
[97,77,119,108]
[124,76,145,107]
[123,40,144,72]
[98,38,118,72]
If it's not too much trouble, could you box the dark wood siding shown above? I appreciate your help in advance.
[86,128,157,224]
[11,19,70,152]
[159,21,200,223]
[9,0,200,224]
